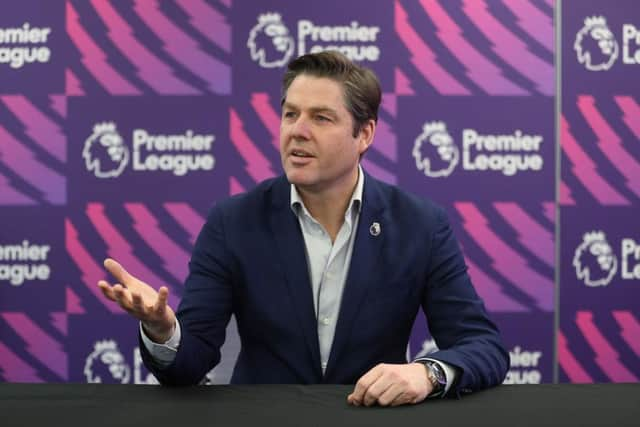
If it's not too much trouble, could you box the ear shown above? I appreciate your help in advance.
[357,119,376,156]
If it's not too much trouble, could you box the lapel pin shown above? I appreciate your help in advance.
[369,222,381,236]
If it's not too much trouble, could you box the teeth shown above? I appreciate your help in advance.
[292,151,309,157]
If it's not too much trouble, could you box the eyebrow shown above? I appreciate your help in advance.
[282,102,338,117]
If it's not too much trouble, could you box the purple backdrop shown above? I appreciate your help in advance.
[1,0,638,385]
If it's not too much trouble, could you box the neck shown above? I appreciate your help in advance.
[297,167,359,241]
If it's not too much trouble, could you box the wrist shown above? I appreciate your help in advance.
[142,320,175,343]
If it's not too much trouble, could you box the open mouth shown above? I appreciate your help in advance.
[291,150,313,158]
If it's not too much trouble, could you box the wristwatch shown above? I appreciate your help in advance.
[424,361,447,397]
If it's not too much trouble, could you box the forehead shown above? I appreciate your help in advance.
[284,75,347,111]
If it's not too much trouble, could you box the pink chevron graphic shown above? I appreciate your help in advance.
[578,96,640,198]
[395,68,414,95]
[49,95,67,118]
[560,180,576,205]
[561,116,629,205]
[361,158,397,185]
[50,313,67,336]
[421,0,528,95]
[615,96,640,141]
[0,174,35,204]
[462,251,528,312]
[90,0,198,94]
[576,311,638,382]
[612,311,640,357]
[251,93,280,150]
[372,119,397,162]
[455,202,553,311]
[542,201,555,223]
[381,93,397,117]
[502,0,554,53]
[493,202,554,267]
[545,0,554,7]
[133,0,230,94]
[395,1,470,95]
[230,176,246,196]
[86,203,180,308]
[1,313,67,380]
[462,0,554,95]
[230,108,277,183]
[175,0,231,53]
[0,125,65,204]
[65,69,85,96]
[557,331,593,383]
[163,203,205,245]
[0,341,42,382]
[66,2,141,95]
[124,203,189,283]
[65,219,120,313]
[1,95,66,163]
[66,287,86,314]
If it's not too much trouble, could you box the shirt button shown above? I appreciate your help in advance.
[321,317,330,326]
[322,362,327,369]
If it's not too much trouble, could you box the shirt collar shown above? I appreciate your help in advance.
[290,164,364,218]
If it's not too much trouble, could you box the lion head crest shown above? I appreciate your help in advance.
[82,122,129,178]
[412,121,459,178]
[247,13,295,68]
[573,231,618,287]
[574,16,619,71]
[84,339,131,384]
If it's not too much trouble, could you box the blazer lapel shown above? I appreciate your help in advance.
[325,174,387,377]
[268,177,322,378]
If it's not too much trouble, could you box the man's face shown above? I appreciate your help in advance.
[280,75,373,193]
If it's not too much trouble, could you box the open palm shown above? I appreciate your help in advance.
[98,258,176,342]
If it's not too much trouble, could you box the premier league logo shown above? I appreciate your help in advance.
[412,121,459,178]
[82,122,129,178]
[248,13,295,68]
[573,231,618,287]
[83,340,131,384]
[574,16,619,71]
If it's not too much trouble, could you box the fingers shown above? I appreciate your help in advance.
[379,383,407,407]
[153,286,169,315]
[348,364,384,406]
[98,280,117,302]
[98,259,174,327]
[347,363,429,408]
[103,258,132,287]
[131,289,145,312]
[112,283,134,312]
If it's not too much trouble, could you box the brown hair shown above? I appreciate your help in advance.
[281,51,381,137]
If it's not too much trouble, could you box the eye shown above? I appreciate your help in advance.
[283,111,297,119]
[315,115,331,123]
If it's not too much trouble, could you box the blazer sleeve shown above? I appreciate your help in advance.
[421,207,510,397]
[140,204,234,385]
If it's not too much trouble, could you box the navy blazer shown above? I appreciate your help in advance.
[141,172,509,395]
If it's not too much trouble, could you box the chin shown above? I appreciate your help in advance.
[285,171,315,187]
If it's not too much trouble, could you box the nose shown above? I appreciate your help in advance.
[289,115,312,140]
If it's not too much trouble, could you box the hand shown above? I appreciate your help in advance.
[98,258,176,343]
[347,363,432,407]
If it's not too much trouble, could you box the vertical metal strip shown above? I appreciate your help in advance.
[553,0,563,384]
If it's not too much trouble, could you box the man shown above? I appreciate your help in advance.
[99,51,509,406]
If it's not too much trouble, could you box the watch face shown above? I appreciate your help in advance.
[428,362,447,388]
